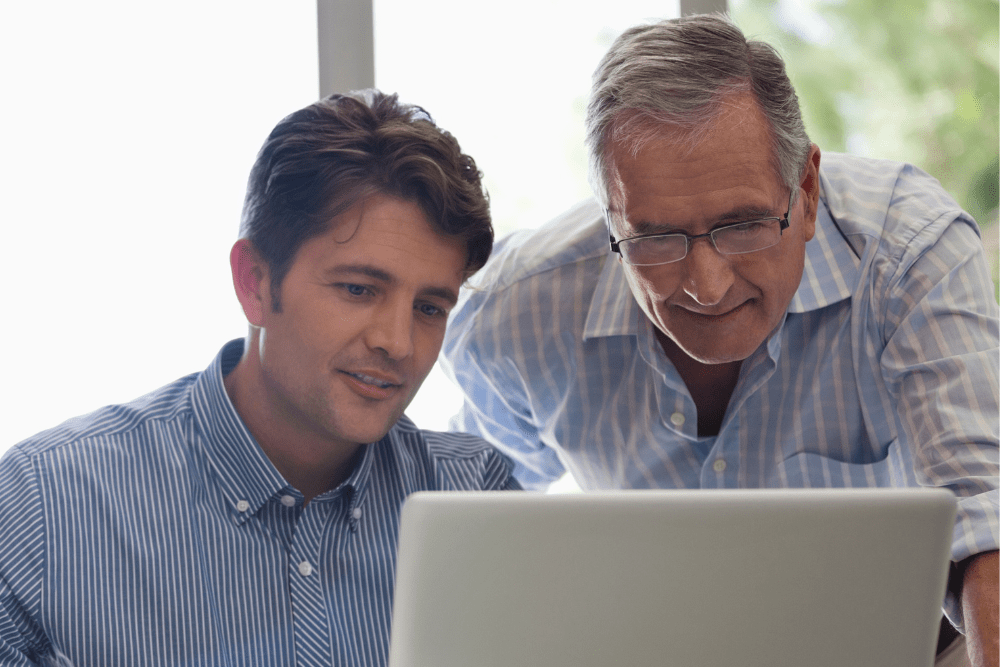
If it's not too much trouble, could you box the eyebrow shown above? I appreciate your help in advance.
[624,204,777,236]
[326,264,459,305]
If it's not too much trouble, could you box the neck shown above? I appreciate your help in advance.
[656,330,741,437]
[223,342,361,504]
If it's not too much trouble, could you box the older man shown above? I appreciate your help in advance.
[0,90,518,667]
[443,14,997,666]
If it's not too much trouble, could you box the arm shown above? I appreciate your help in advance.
[877,211,999,642]
[962,550,999,667]
[0,448,49,666]
[441,283,566,491]
[0,589,43,667]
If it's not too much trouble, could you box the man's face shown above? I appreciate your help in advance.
[253,194,467,449]
[607,95,816,365]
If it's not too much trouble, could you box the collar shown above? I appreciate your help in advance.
[189,339,290,524]
[314,438,375,518]
[189,339,374,525]
[583,254,642,340]
[787,172,861,313]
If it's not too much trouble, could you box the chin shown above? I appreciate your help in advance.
[689,351,752,366]
[677,339,760,365]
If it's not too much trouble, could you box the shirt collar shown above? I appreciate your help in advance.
[189,339,375,524]
[322,439,375,517]
[583,254,641,340]
[189,339,289,523]
[787,175,861,313]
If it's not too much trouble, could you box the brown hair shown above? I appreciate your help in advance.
[240,90,492,310]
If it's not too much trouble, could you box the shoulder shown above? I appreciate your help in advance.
[447,199,610,350]
[390,415,507,461]
[819,152,976,253]
[387,416,521,490]
[469,198,609,292]
[7,372,198,463]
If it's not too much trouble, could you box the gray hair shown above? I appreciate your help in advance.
[586,13,811,209]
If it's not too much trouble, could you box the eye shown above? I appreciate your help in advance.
[416,303,446,318]
[337,283,372,297]
[728,221,766,237]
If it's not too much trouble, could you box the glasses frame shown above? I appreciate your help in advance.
[608,190,794,266]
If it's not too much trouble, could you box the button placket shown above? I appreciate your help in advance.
[287,499,336,665]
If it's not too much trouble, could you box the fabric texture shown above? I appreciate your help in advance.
[0,339,519,667]
[442,152,999,629]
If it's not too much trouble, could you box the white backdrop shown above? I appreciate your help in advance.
[1,0,684,455]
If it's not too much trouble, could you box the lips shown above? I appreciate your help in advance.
[676,300,751,319]
[339,369,403,400]
[345,371,398,388]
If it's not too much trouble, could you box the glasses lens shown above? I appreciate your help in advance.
[713,219,781,255]
[620,235,687,266]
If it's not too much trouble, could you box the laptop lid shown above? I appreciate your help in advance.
[388,488,956,667]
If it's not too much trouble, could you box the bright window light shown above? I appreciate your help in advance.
[375,0,681,434]
[1,2,317,450]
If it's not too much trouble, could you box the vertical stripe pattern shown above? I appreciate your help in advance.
[0,340,520,666]
[441,153,999,629]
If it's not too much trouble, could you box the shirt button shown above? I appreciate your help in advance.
[236,500,250,512]
[298,561,313,577]
[352,507,363,520]
[280,494,296,508]
[713,459,727,473]
[670,412,685,427]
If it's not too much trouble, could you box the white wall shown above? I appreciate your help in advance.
[2,2,318,448]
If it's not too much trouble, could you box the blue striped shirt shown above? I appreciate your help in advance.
[0,339,520,667]
[442,153,999,629]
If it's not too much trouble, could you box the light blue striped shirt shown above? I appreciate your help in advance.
[442,153,999,628]
[0,339,519,667]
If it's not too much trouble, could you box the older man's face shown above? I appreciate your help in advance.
[607,94,818,365]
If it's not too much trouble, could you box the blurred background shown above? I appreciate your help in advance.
[1,0,996,460]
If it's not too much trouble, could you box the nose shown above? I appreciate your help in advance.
[681,237,735,307]
[365,301,414,360]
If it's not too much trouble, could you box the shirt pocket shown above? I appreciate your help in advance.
[766,440,915,489]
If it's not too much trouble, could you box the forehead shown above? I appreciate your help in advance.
[294,194,467,283]
[608,95,783,229]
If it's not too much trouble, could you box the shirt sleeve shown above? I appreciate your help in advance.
[442,284,567,491]
[876,212,1000,629]
[0,447,54,665]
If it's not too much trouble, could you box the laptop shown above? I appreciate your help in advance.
[388,488,956,667]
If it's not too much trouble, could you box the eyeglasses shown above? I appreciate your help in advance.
[608,190,794,266]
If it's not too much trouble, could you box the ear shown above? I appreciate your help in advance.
[230,239,270,326]
[798,144,822,243]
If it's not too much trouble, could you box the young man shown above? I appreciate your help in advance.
[442,15,997,666]
[0,90,519,666]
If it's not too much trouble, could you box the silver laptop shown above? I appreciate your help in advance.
[388,488,956,667]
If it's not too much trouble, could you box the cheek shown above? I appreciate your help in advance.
[623,265,677,303]
[413,326,447,368]
[740,243,805,305]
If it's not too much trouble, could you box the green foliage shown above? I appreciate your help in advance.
[732,0,999,296]
[732,0,999,226]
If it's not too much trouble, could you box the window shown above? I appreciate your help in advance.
[375,0,682,436]
[2,2,317,449]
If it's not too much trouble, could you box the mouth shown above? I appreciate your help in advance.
[344,371,399,388]
[339,370,403,399]
[677,300,751,320]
